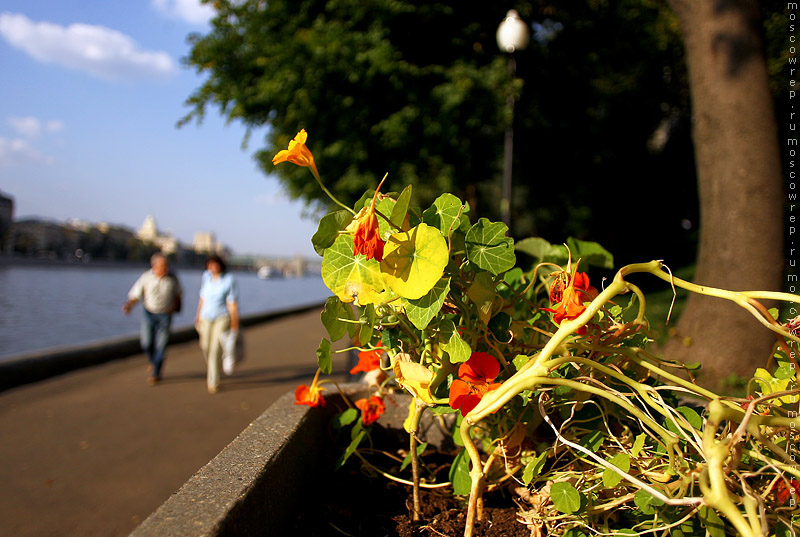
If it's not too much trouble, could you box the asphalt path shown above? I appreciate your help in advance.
[0,308,349,537]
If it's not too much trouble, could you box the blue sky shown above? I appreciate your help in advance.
[0,0,321,258]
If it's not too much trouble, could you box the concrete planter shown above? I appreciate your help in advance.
[130,386,445,537]
[129,389,337,537]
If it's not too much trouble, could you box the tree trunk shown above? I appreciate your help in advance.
[662,0,784,389]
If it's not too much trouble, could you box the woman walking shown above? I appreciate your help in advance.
[195,255,239,394]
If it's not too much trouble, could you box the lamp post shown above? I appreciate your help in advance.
[496,9,529,228]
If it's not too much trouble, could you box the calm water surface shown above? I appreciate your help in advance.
[0,264,330,360]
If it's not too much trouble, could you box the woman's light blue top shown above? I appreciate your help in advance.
[199,271,238,321]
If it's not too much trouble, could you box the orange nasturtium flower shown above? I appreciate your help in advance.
[271,129,320,179]
[449,352,502,415]
[543,267,598,333]
[350,175,387,261]
[350,344,384,375]
[773,477,800,504]
[355,395,386,425]
[294,369,326,407]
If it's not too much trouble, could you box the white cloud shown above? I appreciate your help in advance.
[151,0,214,25]
[7,116,64,138]
[8,117,41,138]
[0,12,176,81]
[46,120,65,134]
[0,137,52,167]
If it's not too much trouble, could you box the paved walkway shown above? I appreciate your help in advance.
[0,308,348,537]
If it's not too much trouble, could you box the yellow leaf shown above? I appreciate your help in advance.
[753,367,792,406]
[380,223,448,300]
[467,272,496,324]
[393,355,435,404]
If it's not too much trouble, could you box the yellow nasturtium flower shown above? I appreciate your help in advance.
[272,129,320,179]
[392,354,434,404]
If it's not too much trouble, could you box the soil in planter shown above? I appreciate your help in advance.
[290,422,531,537]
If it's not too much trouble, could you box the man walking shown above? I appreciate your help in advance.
[122,253,183,385]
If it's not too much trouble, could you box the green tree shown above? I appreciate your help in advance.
[182,1,786,381]
[182,0,514,215]
[182,1,696,263]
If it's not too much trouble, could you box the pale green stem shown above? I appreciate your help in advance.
[702,399,762,537]
[308,167,356,215]
[740,447,800,479]
[559,342,719,400]
[409,399,426,521]
[460,417,485,537]
[538,397,702,507]
[626,281,649,324]
[352,450,452,488]
[458,260,800,537]
[644,267,800,344]
[543,355,703,449]
[529,376,678,456]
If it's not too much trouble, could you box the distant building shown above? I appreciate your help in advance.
[193,230,229,256]
[136,215,159,242]
[0,191,13,253]
[193,231,216,254]
[136,215,178,255]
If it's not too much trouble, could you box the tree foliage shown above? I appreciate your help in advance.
[182,0,699,264]
[183,0,513,213]
[183,1,786,272]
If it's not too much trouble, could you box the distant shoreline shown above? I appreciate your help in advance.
[0,254,256,272]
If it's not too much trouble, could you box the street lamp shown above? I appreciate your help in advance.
[496,9,529,228]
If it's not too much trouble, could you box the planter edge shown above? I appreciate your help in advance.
[129,386,356,537]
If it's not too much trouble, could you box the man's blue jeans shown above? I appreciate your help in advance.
[141,310,172,378]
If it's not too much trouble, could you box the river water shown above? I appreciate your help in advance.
[0,264,331,361]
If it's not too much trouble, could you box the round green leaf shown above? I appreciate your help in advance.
[440,318,471,363]
[465,218,516,275]
[380,223,448,299]
[404,278,450,330]
[321,234,386,305]
[316,338,332,374]
[565,237,615,269]
[550,482,582,514]
[449,448,472,496]
[634,489,664,515]
[332,408,358,429]
[311,210,353,256]
[602,453,631,488]
[514,237,564,262]
[320,295,353,341]
[422,193,469,235]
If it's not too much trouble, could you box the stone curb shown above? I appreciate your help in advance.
[0,302,325,392]
[129,386,453,537]
[129,387,355,537]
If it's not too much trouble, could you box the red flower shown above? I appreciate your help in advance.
[355,395,386,425]
[543,269,598,333]
[350,344,384,375]
[352,176,387,261]
[449,352,502,415]
[294,370,326,407]
[773,478,800,504]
